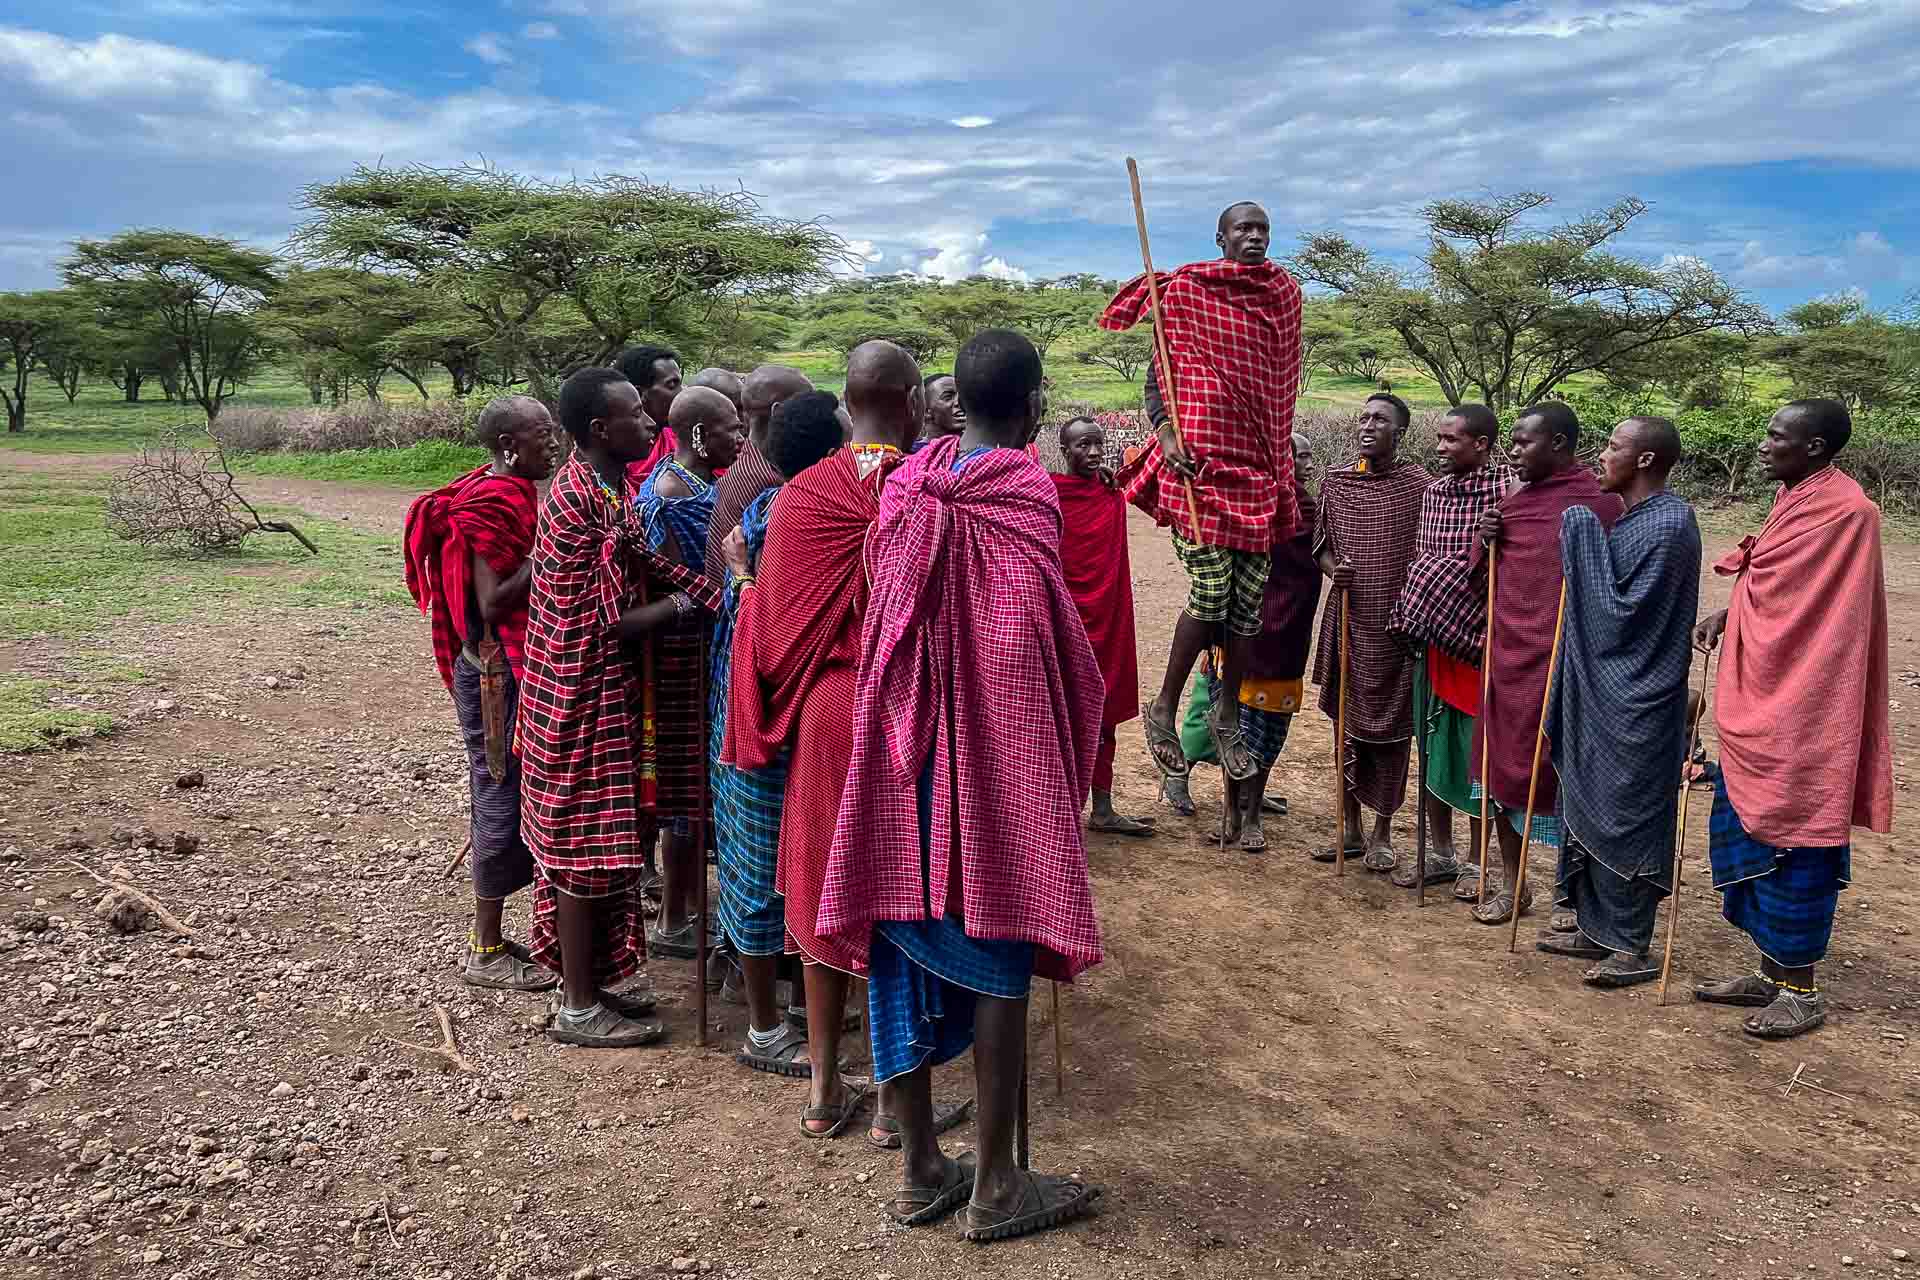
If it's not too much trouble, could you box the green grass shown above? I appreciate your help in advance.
[227,439,488,487]
[0,468,408,644]
[0,678,115,753]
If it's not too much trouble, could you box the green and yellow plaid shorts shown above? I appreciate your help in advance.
[1171,533,1268,637]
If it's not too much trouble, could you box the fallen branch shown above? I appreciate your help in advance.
[443,838,471,880]
[65,858,196,938]
[1781,1061,1853,1104]
[381,1003,477,1075]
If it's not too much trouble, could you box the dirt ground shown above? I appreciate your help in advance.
[1,465,1917,1280]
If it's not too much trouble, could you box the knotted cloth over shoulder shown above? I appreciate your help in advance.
[1101,259,1304,552]
[402,465,539,689]
[1714,466,1892,847]
[818,437,1105,982]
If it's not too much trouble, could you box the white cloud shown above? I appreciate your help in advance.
[979,257,1031,283]
[521,21,561,39]
[463,33,511,65]
[950,116,993,129]
[1853,230,1893,255]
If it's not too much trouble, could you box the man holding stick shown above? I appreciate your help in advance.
[1693,398,1891,1039]
[1102,200,1304,784]
[1311,393,1429,869]
[1538,417,1701,986]
[1471,402,1622,925]
[1387,403,1511,895]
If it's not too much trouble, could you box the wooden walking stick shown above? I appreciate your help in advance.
[1016,1055,1031,1171]
[1507,581,1569,953]
[1475,548,1498,906]
[1659,648,1715,1004]
[694,627,711,1048]
[1334,587,1352,875]
[1125,158,1203,525]
[1415,673,1429,907]
[1052,981,1066,1098]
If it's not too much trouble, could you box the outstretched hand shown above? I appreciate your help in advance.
[1693,608,1728,653]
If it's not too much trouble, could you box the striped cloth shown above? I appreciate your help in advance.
[635,457,717,821]
[1709,771,1850,967]
[703,442,780,585]
[1312,460,1430,741]
[868,917,1035,1084]
[451,653,532,901]
[712,486,787,957]
[1388,462,1515,663]
[1105,259,1304,551]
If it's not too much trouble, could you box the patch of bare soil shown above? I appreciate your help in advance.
[0,490,1915,1280]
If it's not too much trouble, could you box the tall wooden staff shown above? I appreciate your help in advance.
[1658,649,1715,1003]
[1507,582,1569,953]
[1334,589,1351,874]
[1475,550,1498,905]
[1124,159,1202,524]
[694,627,711,1047]
[1414,676,1429,907]
[1051,981,1065,1098]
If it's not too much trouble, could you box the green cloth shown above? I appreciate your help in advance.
[1415,654,1476,815]
[1182,672,1217,765]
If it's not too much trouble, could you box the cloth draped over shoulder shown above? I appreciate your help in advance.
[818,437,1105,982]
[1311,462,1429,740]
[1249,475,1321,683]
[1714,466,1892,846]
[1470,466,1623,813]
[1051,473,1139,729]
[1101,259,1303,553]
[726,448,892,974]
[1388,462,1515,663]
[1547,490,1702,877]
[517,453,719,872]
[403,466,539,687]
[636,457,715,576]
[634,457,717,814]
[705,443,781,584]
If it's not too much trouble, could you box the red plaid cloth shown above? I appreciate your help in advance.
[1102,259,1303,552]
[402,466,538,687]
[1311,462,1429,740]
[725,449,893,973]
[1052,473,1139,729]
[518,452,719,874]
[818,437,1105,982]
[1387,462,1516,664]
[526,866,648,987]
[1469,466,1622,812]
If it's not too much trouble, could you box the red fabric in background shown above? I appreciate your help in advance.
[1427,645,1480,716]
[627,428,677,486]
[1052,473,1139,729]
[1715,467,1893,845]
[402,465,538,687]
[1101,259,1303,552]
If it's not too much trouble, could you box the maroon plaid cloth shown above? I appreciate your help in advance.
[518,452,719,874]
[1387,462,1516,663]
[1469,466,1622,812]
[818,437,1105,982]
[1102,259,1303,552]
[703,442,781,584]
[1312,462,1429,740]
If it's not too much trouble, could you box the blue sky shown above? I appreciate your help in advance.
[2,0,1918,316]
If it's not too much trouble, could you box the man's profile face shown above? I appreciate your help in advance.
[1597,423,1642,495]
[1760,408,1820,485]
[642,358,683,424]
[1216,204,1270,266]
[595,380,654,464]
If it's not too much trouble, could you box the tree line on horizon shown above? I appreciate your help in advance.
[1,164,1915,438]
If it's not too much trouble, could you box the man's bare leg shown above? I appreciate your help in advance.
[891,1065,942,1190]
[741,954,781,1035]
[968,992,1030,1214]
[1237,765,1275,851]
[659,830,698,933]
[801,962,855,1133]
[555,889,597,1011]
[1472,820,1527,923]
[1210,630,1258,780]
[1145,613,1215,774]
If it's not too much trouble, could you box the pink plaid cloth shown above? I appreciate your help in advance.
[1102,259,1303,552]
[817,437,1105,982]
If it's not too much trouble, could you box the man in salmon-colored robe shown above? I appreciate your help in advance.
[1692,398,1892,1041]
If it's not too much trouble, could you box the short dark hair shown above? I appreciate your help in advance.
[1519,400,1581,452]
[954,329,1042,423]
[1444,402,1499,444]
[1217,201,1263,236]
[557,367,631,444]
[767,390,843,479]
[614,344,679,390]
[922,372,952,389]
[1622,415,1683,472]
[1058,414,1098,443]
[1365,391,1411,433]
[1783,397,1853,455]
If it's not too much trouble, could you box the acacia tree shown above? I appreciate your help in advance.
[1290,192,1767,409]
[917,283,1027,353]
[803,309,945,369]
[63,231,278,420]
[1013,293,1096,361]
[1076,329,1154,382]
[1766,296,1919,413]
[266,267,430,401]
[35,301,106,404]
[292,164,849,394]
[0,292,82,432]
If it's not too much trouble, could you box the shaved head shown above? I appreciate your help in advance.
[667,384,737,434]
[1622,415,1682,474]
[475,394,548,447]
[740,364,814,448]
[844,340,922,409]
[688,367,743,412]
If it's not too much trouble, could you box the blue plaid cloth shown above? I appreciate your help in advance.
[1554,830,1665,956]
[637,458,716,575]
[711,486,785,956]
[1709,771,1849,967]
[866,756,1035,1083]
[1189,672,1295,771]
[1469,780,1563,848]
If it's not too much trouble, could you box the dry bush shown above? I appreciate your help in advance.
[212,399,475,454]
[106,428,317,555]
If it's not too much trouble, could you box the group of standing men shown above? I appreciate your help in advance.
[399,197,1895,1245]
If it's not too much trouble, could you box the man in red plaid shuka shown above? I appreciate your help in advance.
[818,331,1106,1242]
[519,367,720,1049]
[1101,201,1303,785]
